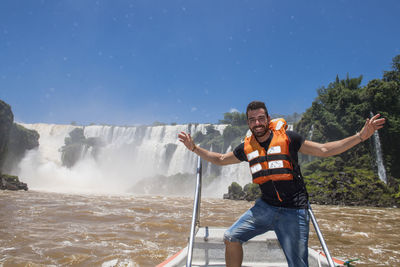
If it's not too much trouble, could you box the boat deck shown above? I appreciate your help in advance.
[192,227,287,266]
[159,227,341,267]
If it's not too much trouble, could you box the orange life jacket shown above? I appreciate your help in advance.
[244,118,294,186]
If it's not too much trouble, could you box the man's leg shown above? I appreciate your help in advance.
[224,240,243,267]
[274,207,310,267]
[224,199,276,266]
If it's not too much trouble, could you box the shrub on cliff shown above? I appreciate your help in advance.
[223,182,261,201]
[226,182,245,200]
[243,183,262,201]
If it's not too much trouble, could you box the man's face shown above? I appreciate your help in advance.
[247,108,270,138]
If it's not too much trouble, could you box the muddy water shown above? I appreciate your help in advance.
[0,190,399,266]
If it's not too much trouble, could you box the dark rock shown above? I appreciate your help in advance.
[2,123,40,173]
[60,128,103,168]
[0,99,39,191]
[0,174,28,191]
[0,100,13,172]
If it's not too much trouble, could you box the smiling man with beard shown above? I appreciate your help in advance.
[178,100,385,267]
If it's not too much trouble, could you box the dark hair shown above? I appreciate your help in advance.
[246,101,269,119]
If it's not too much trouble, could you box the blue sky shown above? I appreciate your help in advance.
[1,0,399,125]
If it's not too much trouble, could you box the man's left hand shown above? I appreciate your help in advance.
[359,114,386,141]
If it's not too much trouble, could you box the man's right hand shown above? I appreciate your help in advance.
[178,131,196,151]
[177,131,240,166]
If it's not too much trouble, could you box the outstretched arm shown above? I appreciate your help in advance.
[299,114,386,157]
[178,131,241,166]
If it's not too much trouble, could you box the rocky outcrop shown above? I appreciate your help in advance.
[223,182,261,201]
[0,100,13,171]
[60,128,103,168]
[0,99,39,190]
[0,174,28,191]
[2,123,39,173]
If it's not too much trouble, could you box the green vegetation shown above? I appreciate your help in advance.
[191,113,249,177]
[206,55,400,207]
[270,112,303,124]
[295,55,400,206]
[192,112,248,154]
[152,121,167,126]
[193,125,224,152]
[223,182,261,201]
[302,158,396,206]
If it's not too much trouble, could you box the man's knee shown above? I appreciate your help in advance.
[224,239,242,248]
[224,230,244,244]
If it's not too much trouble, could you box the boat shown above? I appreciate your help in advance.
[158,157,350,267]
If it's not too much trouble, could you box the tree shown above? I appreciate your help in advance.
[383,55,400,83]
[219,112,247,126]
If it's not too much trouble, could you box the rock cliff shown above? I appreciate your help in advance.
[0,99,39,190]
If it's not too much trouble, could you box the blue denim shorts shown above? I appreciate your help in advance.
[224,198,310,267]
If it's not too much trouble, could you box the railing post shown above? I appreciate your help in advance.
[186,157,202,267]
[308,203,336,267]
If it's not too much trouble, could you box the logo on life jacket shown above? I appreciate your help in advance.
[244,118,294,185]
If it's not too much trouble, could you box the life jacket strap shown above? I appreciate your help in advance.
[252,168,293,179]
[248,154,291,166]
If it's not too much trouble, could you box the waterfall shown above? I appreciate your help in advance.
[371,126,388,184]
[368,112,387,184]
[15,123,249,196]
[308,124,314,140]
[16,121,300,196]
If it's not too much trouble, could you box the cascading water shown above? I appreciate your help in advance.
[15,123,251,197]
[308,124,314,140]
[371,122,387,184]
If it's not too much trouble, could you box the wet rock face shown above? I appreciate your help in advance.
[0,174,28,191]
[0,99,39,191]
[0,99,40,174]
[0,100,14,172]
[3,123,40,173]
[60,128,103,168]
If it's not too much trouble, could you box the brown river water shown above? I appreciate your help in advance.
[1,190,399,267]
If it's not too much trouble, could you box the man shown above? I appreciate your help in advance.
[178,100,385,267]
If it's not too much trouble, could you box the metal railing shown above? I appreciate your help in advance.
[186,156,202,267]
[308,203,336,267]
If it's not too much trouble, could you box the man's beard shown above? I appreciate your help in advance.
[250,125,268,137]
